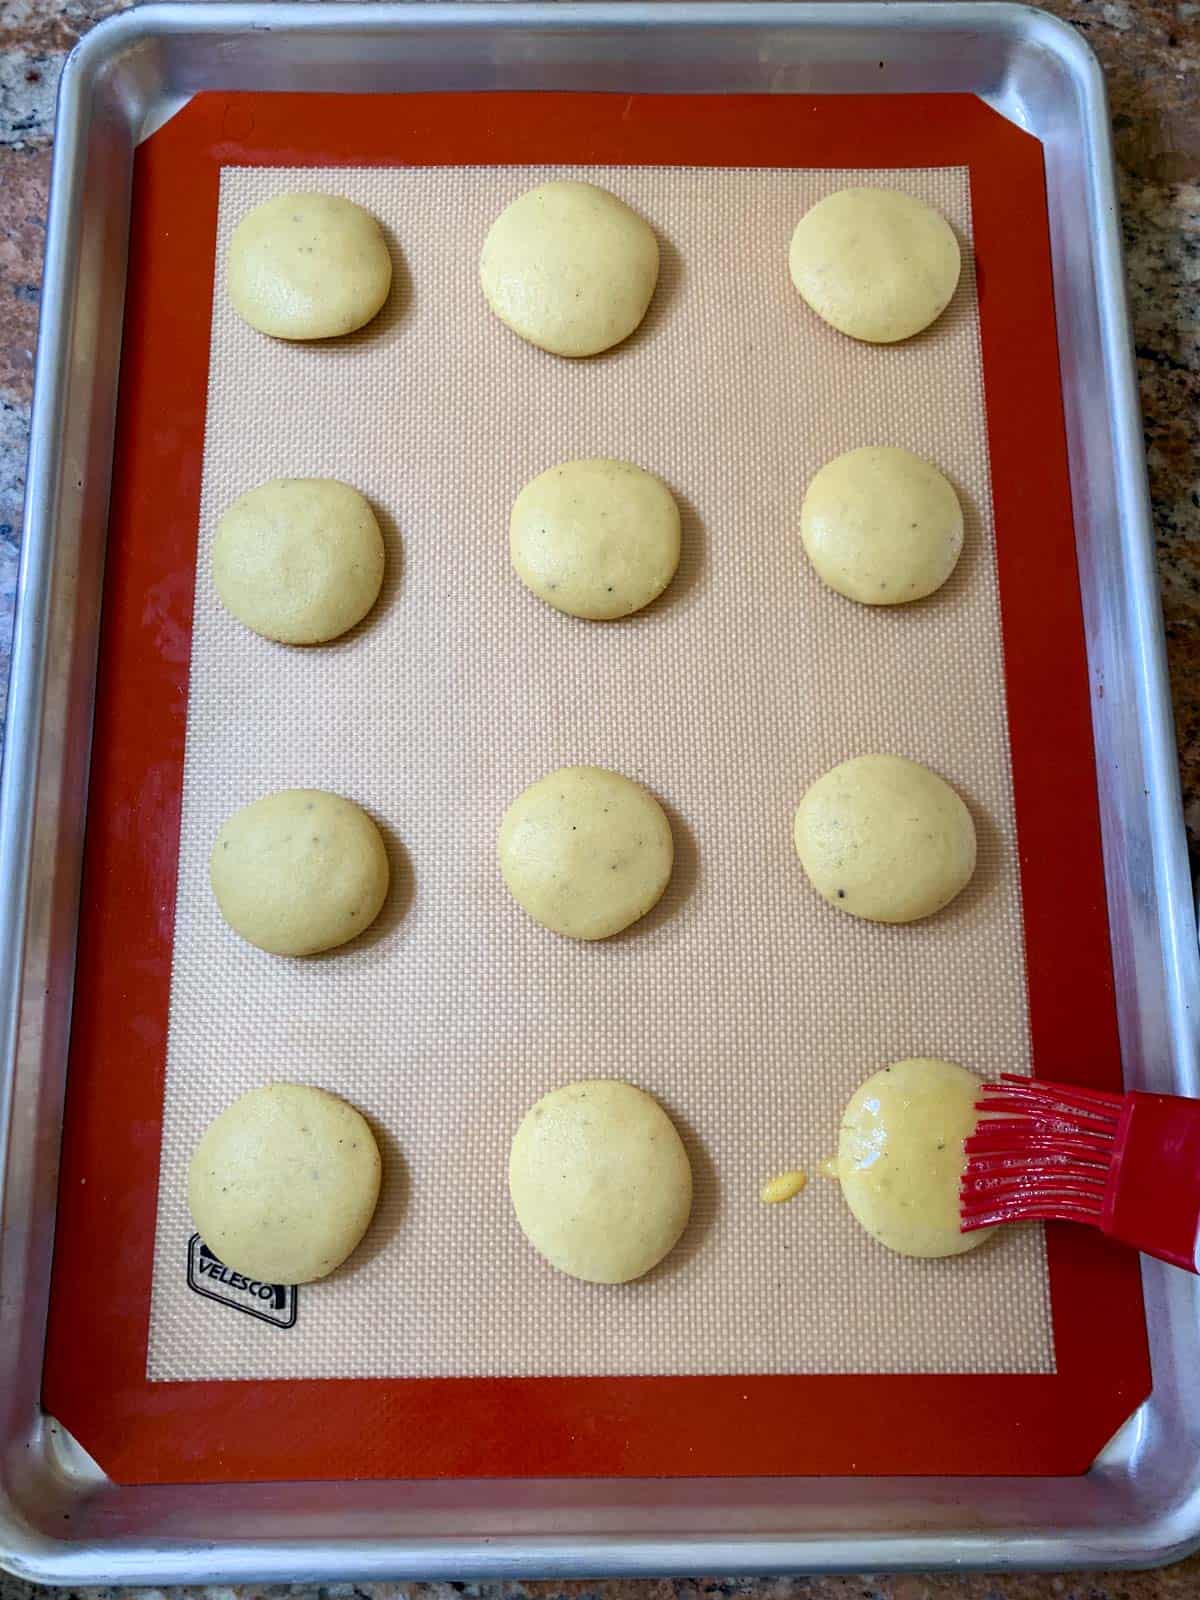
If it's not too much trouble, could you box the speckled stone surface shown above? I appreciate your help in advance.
[0,0,1198,1592]
[5,1573,1200,1600]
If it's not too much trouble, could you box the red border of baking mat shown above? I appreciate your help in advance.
[42,91,1150,1485]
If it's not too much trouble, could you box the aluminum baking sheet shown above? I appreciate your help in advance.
[1,1,1197,1582]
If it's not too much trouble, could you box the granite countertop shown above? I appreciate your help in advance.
[1,0,1198,1595]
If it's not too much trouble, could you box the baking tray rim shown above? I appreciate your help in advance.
[2,0,1199,1581]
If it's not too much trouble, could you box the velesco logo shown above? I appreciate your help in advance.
[186,1234,297,1327]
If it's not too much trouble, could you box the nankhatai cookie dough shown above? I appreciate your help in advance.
[213,477,385,644]
[480,180,659,357]
[800,446,963,605]
[508,1079,693,1283]
[210,789,390,956]
[834,1058,993,1258]
[227,193,392,340]
[510,458,681,619]
[498,765,674,940]
[788,188,961,343]
[793,755,976,923]
[188,1083,382,1284]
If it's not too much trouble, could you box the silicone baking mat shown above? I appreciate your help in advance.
[44,92,1149,1484]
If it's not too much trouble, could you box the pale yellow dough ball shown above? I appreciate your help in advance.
[210,789,389,956]
[800,446,963,605]
[510,458,681,620]
[480,180,659,357]
[227,192,392,340]
[509,1079,693,1283]
[793,755,976,924]
[789,188,961,343]
[213,477,385,644]
[836,1058,993,1258]
[188,1084,382,1284]
[498,765,673,940]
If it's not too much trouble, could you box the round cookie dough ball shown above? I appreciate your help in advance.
[480,180,659,358]
[188,1083,382,1284]
[498,766,673,941]
[509,1079,693,1283]
[800,446,963,605]
[227,192,392,340]
[211,789,389,956]
[213,477,385,644]
[510,458,681,620]
[788,188,961,343]
[836,1058,993,1258]
[793,755,976,924]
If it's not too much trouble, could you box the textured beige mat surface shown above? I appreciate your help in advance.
[147,163,1053,1381]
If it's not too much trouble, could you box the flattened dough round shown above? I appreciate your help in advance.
[480,180,659,357]
[510,458,681,619]
[801,446,963,605]
[213,477,385,644]
[211,789,389,956]
[793,755,976,923]
[836,1058,993,1258]
[227,192,392,340]
[188,1084,382,1284]
[498,766,673,940]
[788,188,961,343]
[509,1079,693,1282]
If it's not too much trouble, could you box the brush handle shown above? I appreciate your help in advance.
[1104,1092,1200,1273]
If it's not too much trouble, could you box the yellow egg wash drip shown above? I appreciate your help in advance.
[759,1169,808,1205]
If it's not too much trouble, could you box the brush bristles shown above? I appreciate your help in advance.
[959,1075,1118,1231]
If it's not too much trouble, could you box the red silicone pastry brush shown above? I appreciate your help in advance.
[959,1074,1200,1272]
